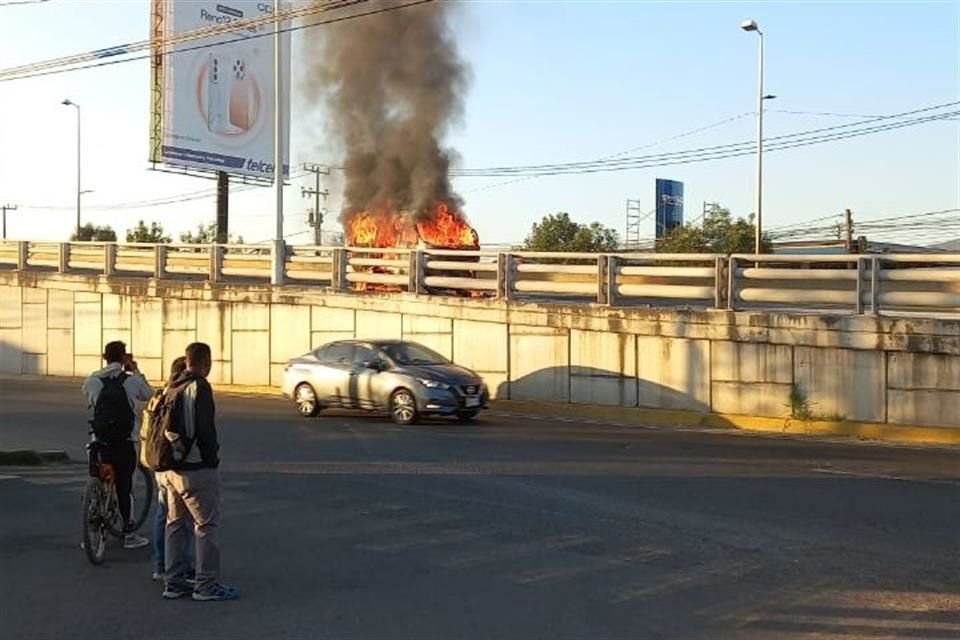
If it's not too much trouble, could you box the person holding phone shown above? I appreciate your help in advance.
[82,340,154,549]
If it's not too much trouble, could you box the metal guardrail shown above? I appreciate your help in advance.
[1,240,957,315]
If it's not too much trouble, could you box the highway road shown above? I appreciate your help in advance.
[1,377,958,639]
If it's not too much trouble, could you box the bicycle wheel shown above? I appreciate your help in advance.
[128,464,155,533]
[81,478,108,565]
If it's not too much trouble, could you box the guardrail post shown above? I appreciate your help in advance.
[597,254,618,305]
[209,244,223,283]
[497,253,515,300]
[870,256,880,315]
[331,248,348,290]
[714,256,728,309]
[58,243,69,274]
[153,245,167,279]
[103,243,116,277]
[270,239,285,285]
[726,256,738,310]
[16,241,28,270]
[408,250,425,294]
[855,257,865,314]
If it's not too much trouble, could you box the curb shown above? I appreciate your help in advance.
[0,449,70,466]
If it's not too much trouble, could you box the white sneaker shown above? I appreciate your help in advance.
[123,533,150,550]
[152,571,164,581]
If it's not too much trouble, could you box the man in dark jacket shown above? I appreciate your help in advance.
[161,342,238,601]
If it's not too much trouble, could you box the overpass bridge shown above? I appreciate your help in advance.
[1,240,958,442]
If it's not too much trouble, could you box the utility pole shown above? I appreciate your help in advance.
[216,171,229,244]
[1,204,17,240]
[302,163,329,245]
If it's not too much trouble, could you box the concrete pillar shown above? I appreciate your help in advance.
[727,256,738,310]
[715,256,728,309]
[209,244,224,283]
[598,254,618,306]
[855,257,865,315]
[408,250,424,294]
[103,243,116,277]
[270,239,285,285]
[17,241,27,270]
[497,253,515,300]
[870,256,880,315]
[154,245,167,279]
[331,248,348,290]
[58,243,70,274]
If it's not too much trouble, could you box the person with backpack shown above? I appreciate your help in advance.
[81,340,154,550]
[153,342,238,601]
[141,356,194,581]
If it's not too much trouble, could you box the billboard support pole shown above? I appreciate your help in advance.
[216,171,229,244]
[271,1,285,285]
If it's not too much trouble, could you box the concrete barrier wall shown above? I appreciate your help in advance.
[1,271,958,430]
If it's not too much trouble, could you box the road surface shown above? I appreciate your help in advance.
[1,377,958,639]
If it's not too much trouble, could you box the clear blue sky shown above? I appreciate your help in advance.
[1,0,958,246]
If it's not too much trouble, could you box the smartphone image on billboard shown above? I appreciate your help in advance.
[206,52,230,134]
[228,55,251,132]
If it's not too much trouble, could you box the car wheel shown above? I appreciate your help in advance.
[390,388,418,425]
[455,410,478,422]
[295,383,320,418]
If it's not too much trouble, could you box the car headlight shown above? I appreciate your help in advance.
[417,378,450,390]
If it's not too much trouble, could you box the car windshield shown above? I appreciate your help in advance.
[382,343,448,366]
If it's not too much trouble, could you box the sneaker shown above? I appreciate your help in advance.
[192,583,239,601]
[123,533,150,550]
[162,582,192,599]
[152,571,164,581]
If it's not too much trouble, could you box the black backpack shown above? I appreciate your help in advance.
[91,374,135,442]
[142,377,195,471]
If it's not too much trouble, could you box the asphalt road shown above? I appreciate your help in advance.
[1,377,958,640]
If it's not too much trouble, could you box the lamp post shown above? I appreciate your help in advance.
[61,99,81,238]
[740,19,767,255]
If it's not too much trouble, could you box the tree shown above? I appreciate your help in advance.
[522,212,619,252]
[71,223,116,242]
[126,220,170,243]
[657,204,770,254]
[179,221,244,244]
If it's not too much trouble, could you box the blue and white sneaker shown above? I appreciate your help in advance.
[192,583,239,601]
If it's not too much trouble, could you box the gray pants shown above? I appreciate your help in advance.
[163,468,221,592]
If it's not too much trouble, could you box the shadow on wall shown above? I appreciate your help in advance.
[496,365,715,416]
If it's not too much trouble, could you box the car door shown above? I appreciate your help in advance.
[350,345,385,410]
[311,343,355,407]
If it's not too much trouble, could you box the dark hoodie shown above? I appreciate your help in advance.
[169,370,220,470]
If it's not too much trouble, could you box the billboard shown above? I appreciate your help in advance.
[655,179,684,238]
[150,0,290,180]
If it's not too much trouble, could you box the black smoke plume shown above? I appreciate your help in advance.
[303,1,469,222]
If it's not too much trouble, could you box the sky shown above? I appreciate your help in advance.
[1,0,958,247]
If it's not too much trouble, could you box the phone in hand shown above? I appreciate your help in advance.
[122,354,137,373]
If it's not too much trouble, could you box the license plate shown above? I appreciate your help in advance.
[465,396,480,408]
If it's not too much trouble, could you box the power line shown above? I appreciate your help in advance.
[451,102,959,177]
[1,0,435,83]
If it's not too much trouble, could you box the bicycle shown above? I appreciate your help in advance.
[81,436,154,565]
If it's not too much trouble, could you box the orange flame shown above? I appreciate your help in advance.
[344,201,478,249]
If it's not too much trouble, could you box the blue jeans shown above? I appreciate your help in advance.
[153,476,194,574]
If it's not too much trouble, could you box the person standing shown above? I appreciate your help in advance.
[162,342,238,601]
[81,340,153,549]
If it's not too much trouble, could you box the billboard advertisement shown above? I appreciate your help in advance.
[150,0,290,180]
[655,179,684,238]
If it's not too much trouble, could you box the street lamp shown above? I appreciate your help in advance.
[740,19,766,255]
[61,99,81,239]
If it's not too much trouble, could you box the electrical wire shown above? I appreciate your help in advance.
[0,0,435,82]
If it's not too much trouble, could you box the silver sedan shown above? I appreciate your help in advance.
[281,339,489,425]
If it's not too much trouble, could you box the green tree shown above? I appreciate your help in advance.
[658,205,770,254]
[179,221,244,244]
[126,220,171,243]
[71,223,116,242]
[522,212,619,252]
